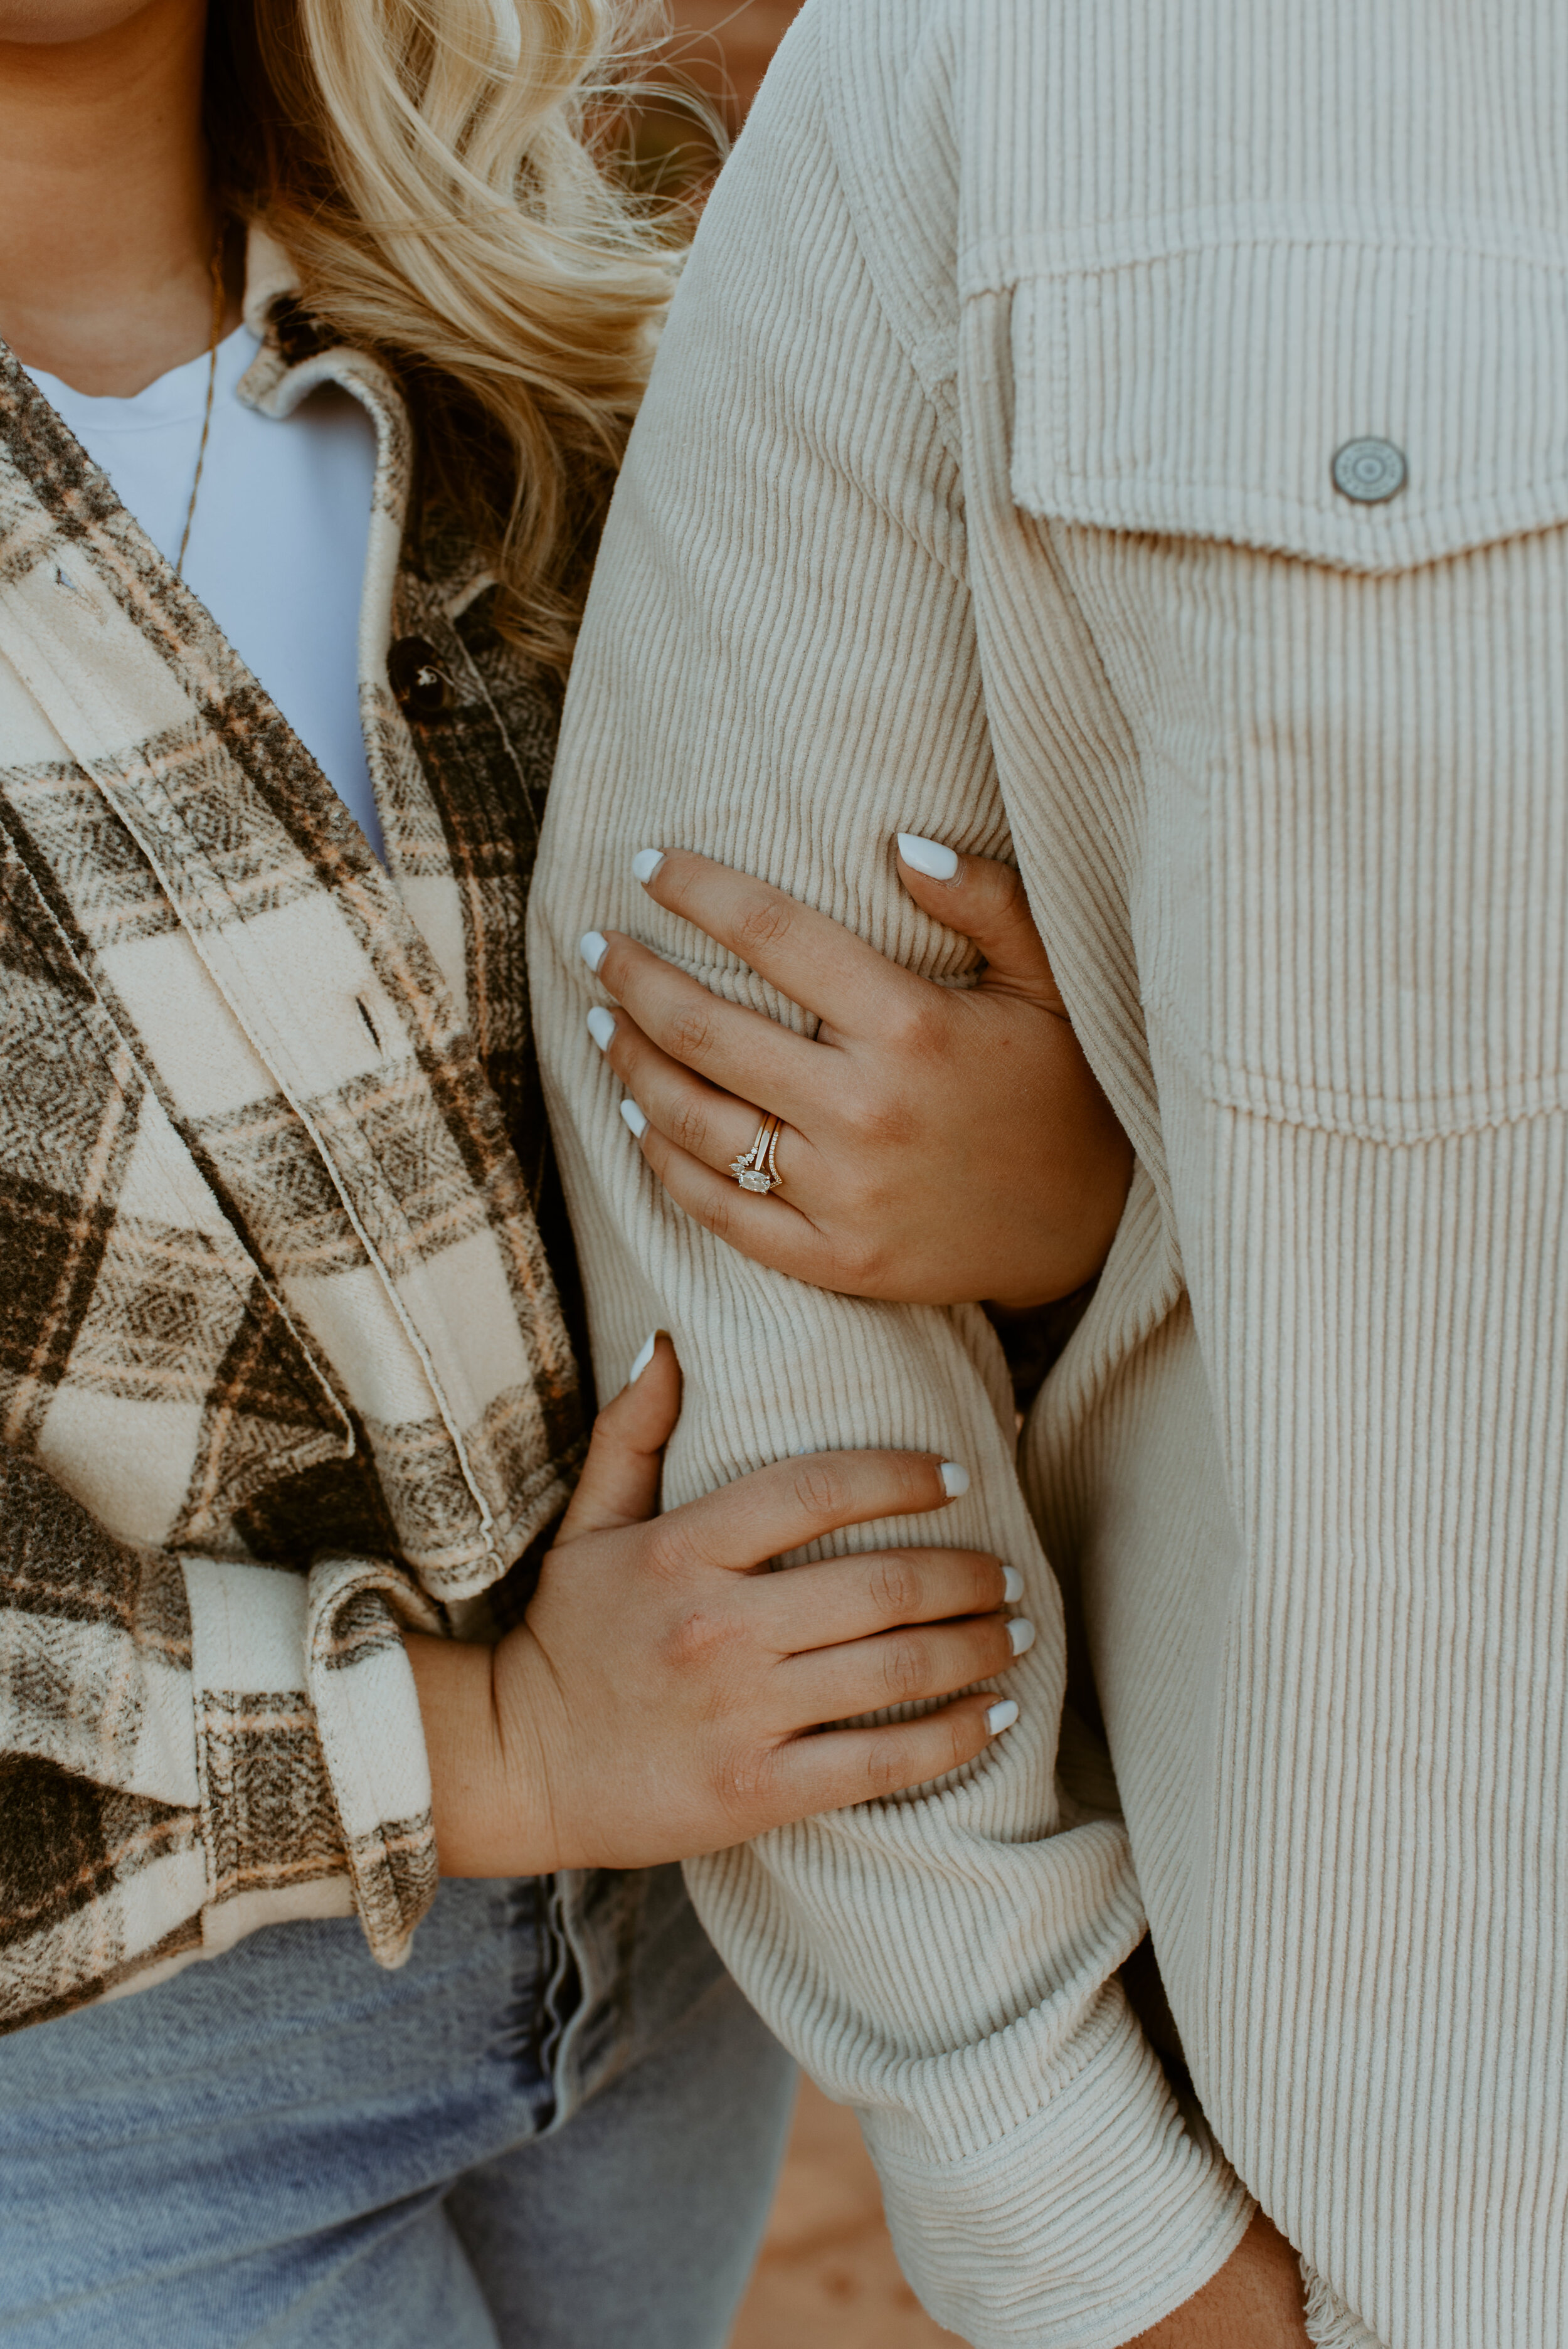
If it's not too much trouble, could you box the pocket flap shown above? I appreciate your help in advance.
[1011,235,1568,571]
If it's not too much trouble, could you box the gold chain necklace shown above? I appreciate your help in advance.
[173,232,228,580]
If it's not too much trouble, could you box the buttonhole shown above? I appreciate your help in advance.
[356,996,383,1053]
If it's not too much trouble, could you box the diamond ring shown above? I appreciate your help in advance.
[731,1113,783,1194]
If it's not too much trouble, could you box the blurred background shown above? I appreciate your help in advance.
[623,2,805,189]
[615,7,970,2345]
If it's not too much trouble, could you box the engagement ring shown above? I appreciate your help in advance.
[731,1113,783,1194]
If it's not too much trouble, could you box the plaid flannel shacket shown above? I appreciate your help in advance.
[0,241,586,2030]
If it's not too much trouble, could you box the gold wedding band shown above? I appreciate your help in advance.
[731,1113,783,1194]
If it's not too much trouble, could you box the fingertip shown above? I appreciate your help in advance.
[898,847,1057,992]
[938,1460,970,1499]
[608,1325,681,1431]
[923,1690,1019,1776]
[896,832,960,883]
[561,1330,681,1536]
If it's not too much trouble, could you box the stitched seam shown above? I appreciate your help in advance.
[1025,482,1568,554]
[962,216,1568,295]
[1146,996,1568,1142]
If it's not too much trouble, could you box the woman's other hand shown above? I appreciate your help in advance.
[580,839,1131,1311]
[406,1335,1025,1878]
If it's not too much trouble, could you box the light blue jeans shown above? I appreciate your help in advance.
[0,1867,797,2346]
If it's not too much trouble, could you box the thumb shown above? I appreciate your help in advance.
[895,835,1066,1010]
[556,1332,682,1540]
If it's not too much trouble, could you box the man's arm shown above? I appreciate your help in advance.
[1131,2215,1309,2347]
[529,9,1254,2341]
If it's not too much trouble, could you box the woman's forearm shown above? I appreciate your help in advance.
[405,1632,552,1879]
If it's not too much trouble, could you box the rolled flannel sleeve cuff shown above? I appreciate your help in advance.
[305,1555,443,1966]
[184,1556,442,1971]
[865,1996,1254,2349]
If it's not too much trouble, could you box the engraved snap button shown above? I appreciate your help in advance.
[388,635,454,719]
[1332,438,1407,504]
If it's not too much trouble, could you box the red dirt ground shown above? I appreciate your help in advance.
[730,2082,970,2349]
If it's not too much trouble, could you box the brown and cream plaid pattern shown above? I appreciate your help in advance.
[0,241,584,2030]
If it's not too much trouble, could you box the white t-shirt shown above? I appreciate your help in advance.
[24,326,384,862]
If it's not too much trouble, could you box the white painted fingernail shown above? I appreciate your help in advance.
[1002,1566,1024,1604]
[586,1006,616,1051]
[628,1330,660,1383]
[632,849,665,884]
[939,1461,970,1498]
[1007,1617,1036,1657]
[580,930,609,975]
[620,1098,648,1138]
[985,1699,1020,1736]
[898,833,960,882]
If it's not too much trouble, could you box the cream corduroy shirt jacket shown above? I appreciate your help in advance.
[529,5,1568,2346]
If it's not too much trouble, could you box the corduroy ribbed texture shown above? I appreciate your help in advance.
[531,6,1568,2345]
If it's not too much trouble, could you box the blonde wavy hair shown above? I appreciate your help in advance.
[207,0,679,679]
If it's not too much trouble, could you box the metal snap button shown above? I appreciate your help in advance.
[1332,438,1407,504]
[387,635,454,719]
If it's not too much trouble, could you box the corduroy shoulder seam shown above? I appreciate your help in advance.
[810,0,963,461]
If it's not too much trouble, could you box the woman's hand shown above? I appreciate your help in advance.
[406,1336,1026,1877]
[580,837,1131,1312]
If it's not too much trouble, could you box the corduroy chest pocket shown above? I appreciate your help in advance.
[1010,233,1568,1141]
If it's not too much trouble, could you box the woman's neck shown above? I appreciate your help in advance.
[0,0,230,395]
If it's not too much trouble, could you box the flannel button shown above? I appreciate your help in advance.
[388,636,455,719]
[1332,438,1407,504]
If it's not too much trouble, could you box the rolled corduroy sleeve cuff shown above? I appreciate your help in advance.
[1301,2266,1385,2349]
[865,1997,1254,2349]
[184,1555,443,1970]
